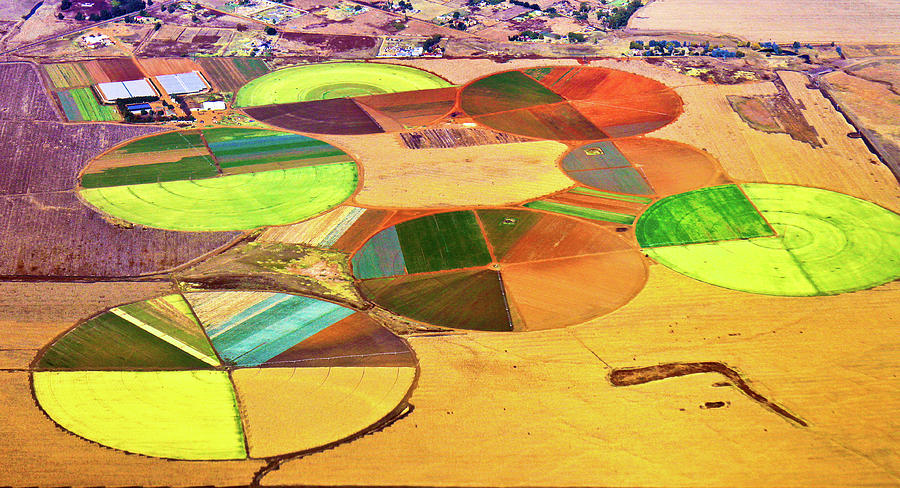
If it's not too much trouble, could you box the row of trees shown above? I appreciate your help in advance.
[61,0,148,20]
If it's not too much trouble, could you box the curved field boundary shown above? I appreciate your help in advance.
[80,163,358,232]
[31,292,419,460]
[460,67,683,141]
[352,209,647,332]
[644,184,900,296]
[234,62,452,108]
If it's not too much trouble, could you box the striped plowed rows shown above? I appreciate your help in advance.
[31,292,417,460]
[460,66,683,141]
[352,209,647,332]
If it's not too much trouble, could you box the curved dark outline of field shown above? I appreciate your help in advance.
[75,127,363,233]
[351,208,648,332]
[458,66,684,141]
[29,291,420,461]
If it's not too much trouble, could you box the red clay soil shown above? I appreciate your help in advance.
[244,98,384,135]
[262,312,416,368]
[83,58,145,83]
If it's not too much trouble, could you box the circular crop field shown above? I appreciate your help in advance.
[459,66,683,141]
[31,292,416,460]
[561,138,727,197]
[638,184,900,296]
[233,62,452,107]
[78,128,359,231]
[351,209,647,331]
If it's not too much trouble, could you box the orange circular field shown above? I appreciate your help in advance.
[350,208,647,332]
[459,66,683,141]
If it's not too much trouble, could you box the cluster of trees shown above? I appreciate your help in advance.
[509,0,541,10]
[602,0,641,29]
[567,32,586,43]
[392,0,414,11]
[422,34,442,52]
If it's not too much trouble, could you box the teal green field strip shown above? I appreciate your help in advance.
[56,90,83,121]
[568,187,654,204]
[394,211,493,273]
[524,200,636,224]
[351,225,407,279]
[35,310,213,370]
[562,141,630,170]
[33,370,247,460]
[635,184,774,247]
[567,167,655,195]
[80,155,219,188]
[203,293,356,367]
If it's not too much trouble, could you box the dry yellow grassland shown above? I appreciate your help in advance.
[331,133,572,208]
[265,266,900,486]
[628,0,900,44]
[652,71,900,211]
[232,366,416,458]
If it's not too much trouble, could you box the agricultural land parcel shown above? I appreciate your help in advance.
[628,0,900,43]
[0,52,898,488]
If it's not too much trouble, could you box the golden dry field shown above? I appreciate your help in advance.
[629,0,900,44]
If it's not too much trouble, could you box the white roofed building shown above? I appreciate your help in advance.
[155,71,211,97]
[94,79,159,103]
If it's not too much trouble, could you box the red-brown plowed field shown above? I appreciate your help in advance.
[279,32,378,52]
[0,191,240,276]
[82,58,144,83]
[501,251,647,331]
[244,98,384,135]
[0,121,164,195]
[0,118,239,277]
[263,312,416,368]
[572,93,682,137]
[196,57,270,93]
[137,57,202,77]
[614,138,729,196]
[355,87,457,127]
[474,103,607,141]
[538,67,675,102]
[0,63,59,122]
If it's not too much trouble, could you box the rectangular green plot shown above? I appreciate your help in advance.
[562,141,630,170]
[80,155,219,188]
[569,167,654,195]
[233,57,269,78]
[636,184,774,247]
[69,87,120,121]
[569,187,653,204]
[525,200,636,224]
[202,127,289,144]
[395,211,492,273]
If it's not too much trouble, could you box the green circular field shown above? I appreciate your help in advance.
[78,128,359,232]
[234,62,452,108]
[641,184,900,296]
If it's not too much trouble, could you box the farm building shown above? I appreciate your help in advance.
[95,79,158,103]
[155,71,211,97]
[199,101,227,111]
